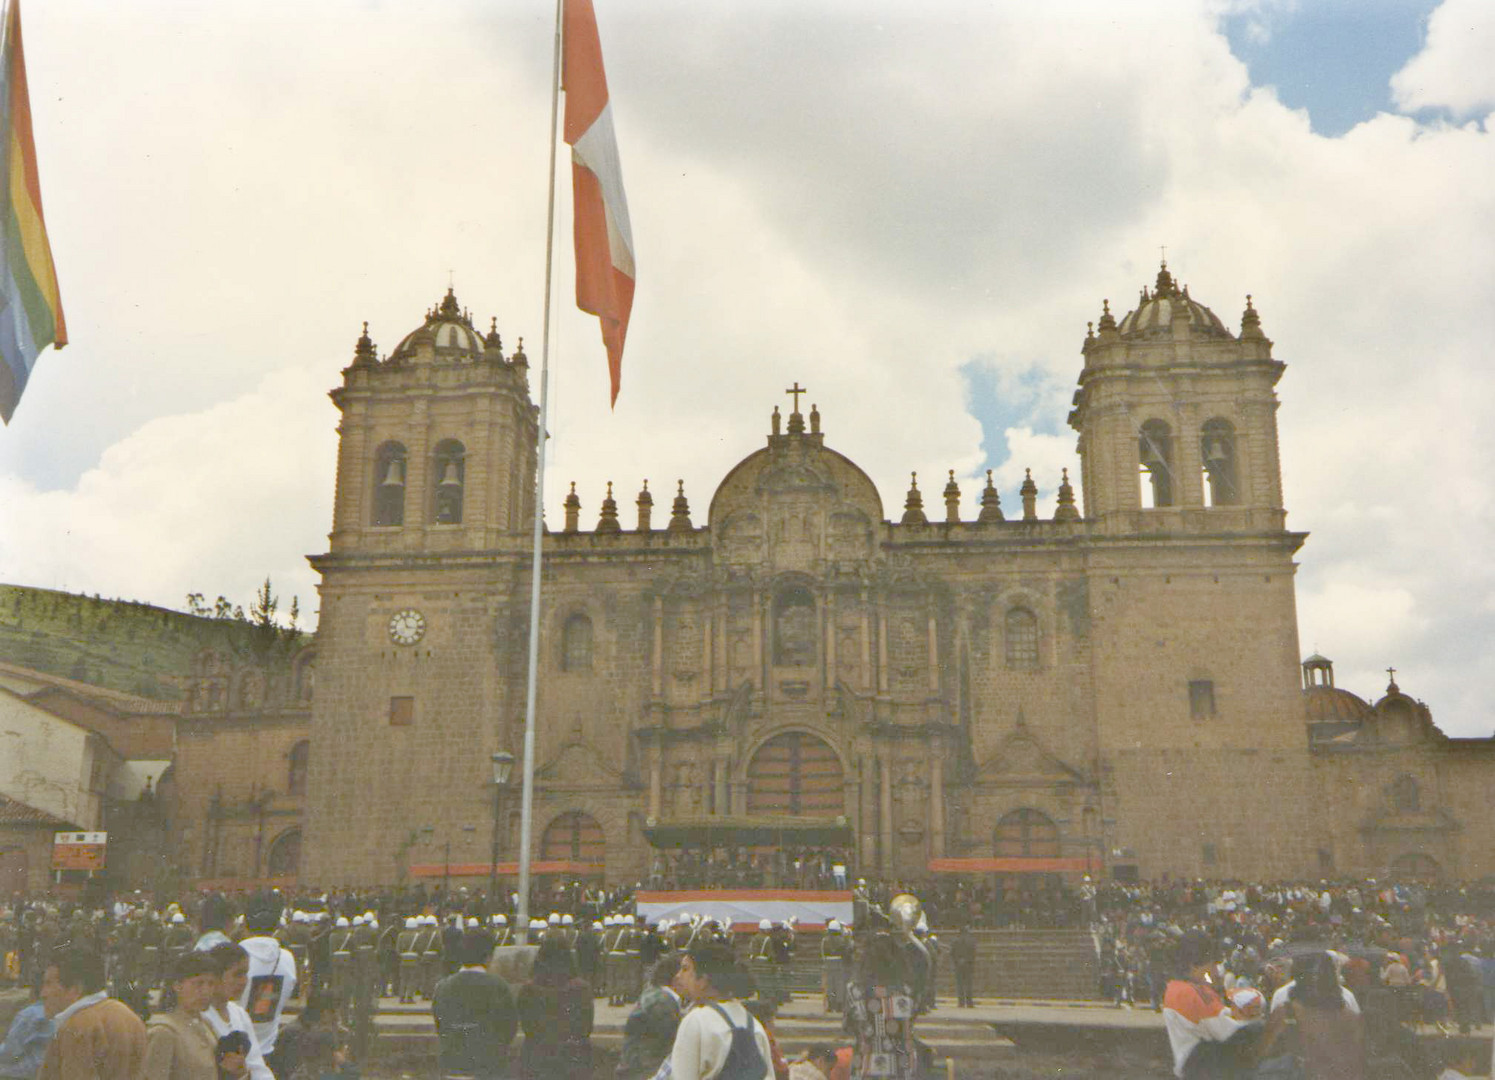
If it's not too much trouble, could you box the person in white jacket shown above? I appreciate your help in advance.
[667,941,773,1080]
[201,943,273,1080]
[236,894,298,1062]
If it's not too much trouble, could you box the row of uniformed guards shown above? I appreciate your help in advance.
[600,922,644,1006]
[392,921,447,1002]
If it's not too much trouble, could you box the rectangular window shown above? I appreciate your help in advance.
[1318,847,1334,872]
[1202,843,1217,867]
[1189,679,1216,719]
[389,696,414,726]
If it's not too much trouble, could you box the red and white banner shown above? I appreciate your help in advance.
[563,0,635,406]
[635,890,855,931]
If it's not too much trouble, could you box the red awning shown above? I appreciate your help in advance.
[926,856,1096,874]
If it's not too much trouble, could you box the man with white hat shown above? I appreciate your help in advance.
[396,917,422,1003]
[419,915,444,1001]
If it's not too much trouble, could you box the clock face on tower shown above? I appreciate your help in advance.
[387,609,426,646]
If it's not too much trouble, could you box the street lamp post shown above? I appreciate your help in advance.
[489,752,515,918]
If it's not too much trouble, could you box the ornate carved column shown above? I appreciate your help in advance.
[648,754,662,820]
[929,754,945,859]
[652,596,665,700]
[713,757,728,817]
[824,589,836,690]
[876,595,890,695]
[715,594,728,694]
[926,602,939,694]
[751,589,763,690]
[879,753,894,873]
[701,603,713,704]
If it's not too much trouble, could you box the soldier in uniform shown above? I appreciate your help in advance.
[560,914,579,951]
[575,919,601,995]
[137,910,164,993]
[602,915,627,1005]
[328,915,355,1008]
[950,923,977,1008]
[821,919,851,1013]
[490,914,511,949]
[395,916,422,1004]
[418,914,444,1000]
[619,914,644,1006]
[376,913,401,998]
[281,911,311,997]
[163,911,194,962]
[352,913,378,1010]
[440,914,464,977]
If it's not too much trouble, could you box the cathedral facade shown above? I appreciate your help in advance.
[299,269,1495,889]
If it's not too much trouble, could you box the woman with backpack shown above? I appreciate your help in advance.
[668,941,773,1080]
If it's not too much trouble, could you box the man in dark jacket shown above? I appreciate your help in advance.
[614,953,683,1080]
[432,930,518,1080]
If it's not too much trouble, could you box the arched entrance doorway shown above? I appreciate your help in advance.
[266,828,301,879]
[541,811,605,871]
[747,732,844,817]
[992,808,1065,926]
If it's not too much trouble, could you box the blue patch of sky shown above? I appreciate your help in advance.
[1222,0,1440,137]
[960,357,1066,474]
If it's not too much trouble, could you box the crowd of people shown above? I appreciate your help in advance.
[2,873,1493,1080]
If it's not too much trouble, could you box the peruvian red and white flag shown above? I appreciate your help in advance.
[563,0,635,407]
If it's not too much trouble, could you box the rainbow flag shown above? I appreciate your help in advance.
[0,0,64,425]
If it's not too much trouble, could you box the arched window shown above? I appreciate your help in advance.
[747,732,844,817]
[372,441,407,526]
[267,829,301,878]
[1138,419,1174,508]
[432,439,466,524]
[541,811,605,867]
[772,585,816,666]
[995,808,1060,858]
[1201,418,1239,506]
[1005,608,1039,669]
[287,740,310,797]
[561,613,593,672]
[1389,773,1420,813]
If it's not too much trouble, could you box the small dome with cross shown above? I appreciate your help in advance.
[389,286,492,363]
[1116,262,1232,341]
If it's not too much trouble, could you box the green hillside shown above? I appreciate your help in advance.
[0,584,306,702]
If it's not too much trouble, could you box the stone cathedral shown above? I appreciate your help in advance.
[301,268,1494,889]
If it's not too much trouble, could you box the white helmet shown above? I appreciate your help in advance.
[759,919,773,932]
[827,919,841,932]
[528,919,546,931]
[561,914,574,926]
[336,916,350,928]
[548,913,561,926]
[171,912,185,924]
[624,914,635,926]
[351,915,365,926]
[404,916,417,929]
[466,917,479,928]
[603,914,616,927]
[495,914,508,927]
[592,921,603,930]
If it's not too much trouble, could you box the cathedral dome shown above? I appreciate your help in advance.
[1304,684,1373,725]
[389,287,489,362]
[1116,263,1233,341]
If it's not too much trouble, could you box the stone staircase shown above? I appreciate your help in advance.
[751,929,1101,1002]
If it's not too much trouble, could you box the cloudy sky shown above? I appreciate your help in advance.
[1,0,1491,734]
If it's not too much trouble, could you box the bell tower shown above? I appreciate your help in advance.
[326,288,538,554]
[1067,262,1287,535]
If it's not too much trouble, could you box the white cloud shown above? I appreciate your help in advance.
[1391,0,1495,116]
[0,369,336,619]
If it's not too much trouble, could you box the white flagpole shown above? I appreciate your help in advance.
[516,0,565,946]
